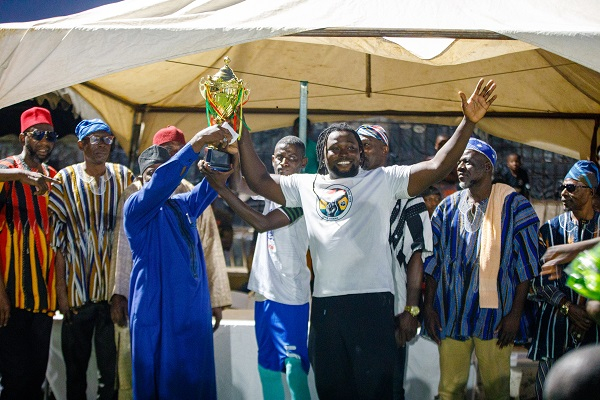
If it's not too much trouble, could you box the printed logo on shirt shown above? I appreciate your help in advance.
[316,184,352,221]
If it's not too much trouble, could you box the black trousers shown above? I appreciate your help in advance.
[62,301,116,400]
[0,308,53,400]
[309,292,396,400]
[393,342,407,400]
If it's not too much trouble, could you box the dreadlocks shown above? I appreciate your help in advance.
[315,123,364,175]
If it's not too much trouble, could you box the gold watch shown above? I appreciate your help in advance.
[404,305,420,317]
[560,301,571,317]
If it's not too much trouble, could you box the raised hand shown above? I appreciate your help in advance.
[198,160,234,190]
[190,125,233,153]
[460,79,497,124]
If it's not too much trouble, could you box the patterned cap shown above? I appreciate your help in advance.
[466,138,497,167]
[75,119,112,141]
[356,125,389,147]
[565,160,600,190]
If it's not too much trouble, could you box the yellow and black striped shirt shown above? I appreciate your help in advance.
[49,162,133,307]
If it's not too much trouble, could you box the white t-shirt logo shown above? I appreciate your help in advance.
[316,184,352,221]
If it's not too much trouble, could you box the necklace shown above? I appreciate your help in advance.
[458,193,488,233]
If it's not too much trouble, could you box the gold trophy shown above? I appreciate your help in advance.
[199,56,250,139]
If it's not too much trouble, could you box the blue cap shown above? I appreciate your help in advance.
[466,138,497,167]
[75,118,111,141]
[565,160,600,190]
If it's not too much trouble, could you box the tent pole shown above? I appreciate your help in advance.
[128,107,145,171]
[592,117,599,164]
[366,54,372,98]
[298,81,309,145]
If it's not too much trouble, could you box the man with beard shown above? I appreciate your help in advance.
[50,119,134,400]
[528,160,600,400]
[422,139,539,400]
[237,79,497,399]
[356,124,433,400]
[0,107,59,399]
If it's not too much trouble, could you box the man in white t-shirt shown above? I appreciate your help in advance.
[237,79,497,399]
[203,135,312,399]
[357,124,433,400]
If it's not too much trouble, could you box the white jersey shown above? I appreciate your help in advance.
[247,198,311,305]
[280,166,410,298]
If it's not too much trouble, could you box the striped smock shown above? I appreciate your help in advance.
[528,211,600,361]
[0,155,57,314]
[424,189,539,340]
[49,162,133,307]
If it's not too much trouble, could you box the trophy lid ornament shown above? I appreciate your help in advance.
[199,57,250,139]
[212,56,236,82]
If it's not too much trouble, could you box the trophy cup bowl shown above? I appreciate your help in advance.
[199,57,250,128]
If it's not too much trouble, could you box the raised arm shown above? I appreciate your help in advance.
[407,79,497,196]
[200,161,292,232]
[125,125,230,226]
[541,238,600,280]
[238,126,286,205]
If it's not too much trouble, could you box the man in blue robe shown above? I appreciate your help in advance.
[123,125,232,399]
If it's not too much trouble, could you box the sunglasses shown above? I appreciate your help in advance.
[560,183,591,193]
[26,130,58,142]
[87,135,115,145]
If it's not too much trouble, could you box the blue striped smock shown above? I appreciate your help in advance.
[528,211,600,361]
[49,162,133,307]
[424,188,539,340]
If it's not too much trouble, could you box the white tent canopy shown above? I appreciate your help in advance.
[1,0,600,158]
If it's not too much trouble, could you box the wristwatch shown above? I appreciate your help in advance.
[404,305,420,317]
[559,301,571,317]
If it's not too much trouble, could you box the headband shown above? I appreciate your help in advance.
[356,125,389,147]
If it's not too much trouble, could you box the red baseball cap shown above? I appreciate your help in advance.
[153,126,185,146]
[21,107,53,132]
